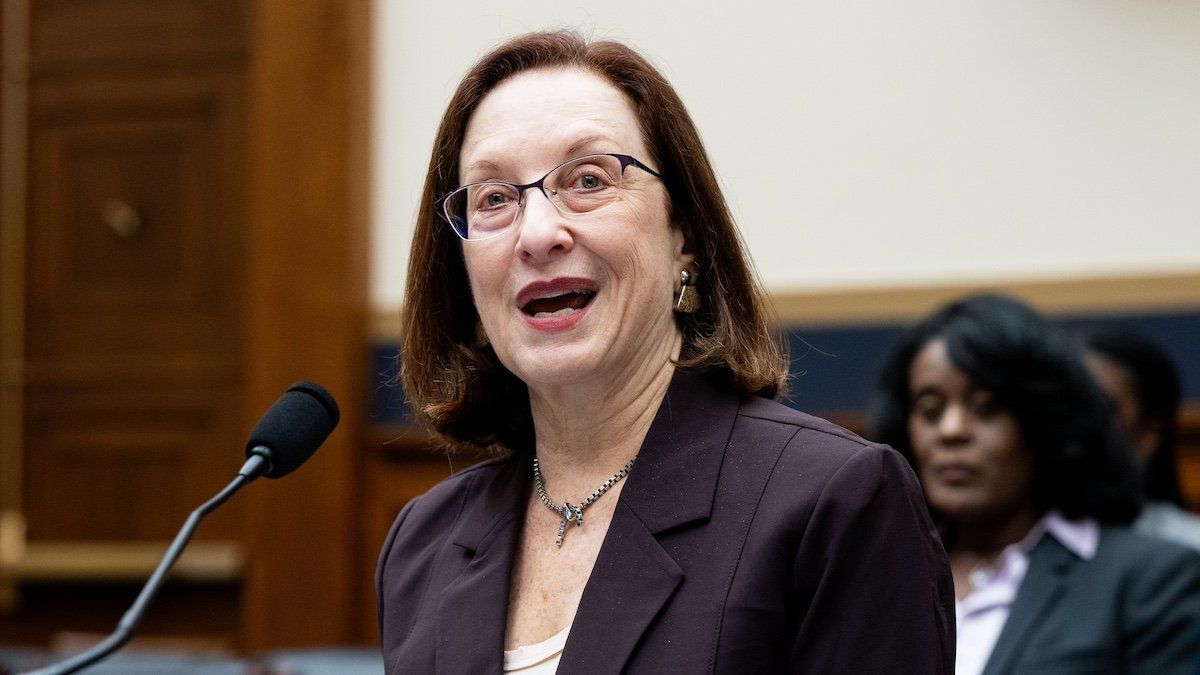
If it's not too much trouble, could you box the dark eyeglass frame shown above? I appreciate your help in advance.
[436,153,663,241]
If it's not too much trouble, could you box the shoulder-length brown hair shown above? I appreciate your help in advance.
[401,30,786,451]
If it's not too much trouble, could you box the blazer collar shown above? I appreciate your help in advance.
[438,454,528,675]
[449,368,740,544]
[560,370,739,673]
[449,450,529,553]
[617,369,741,534]
[437,368,742,674]
[982,534,1079,675]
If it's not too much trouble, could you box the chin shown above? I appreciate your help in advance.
[927,491,991,524]
[499,340,607,388]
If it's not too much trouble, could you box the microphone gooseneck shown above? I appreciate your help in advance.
[25,382,339,675]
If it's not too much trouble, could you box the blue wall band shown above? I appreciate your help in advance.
[371,309,1200,424]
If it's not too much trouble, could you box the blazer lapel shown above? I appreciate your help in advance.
[436,454,529,675]
[982,535,1078,675]
[556,500,685,674]
[557,371,741,673]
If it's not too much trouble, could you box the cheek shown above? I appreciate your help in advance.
[907,425,937,480]
[977,422,1024,467]
[462,249,505,312]
[976,425,1034,494]
[907,418,936,458]
[600,210,677,292]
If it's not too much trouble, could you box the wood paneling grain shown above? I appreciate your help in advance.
[240,0,370,650]
[9,0,252,650]
[30,0,246,74]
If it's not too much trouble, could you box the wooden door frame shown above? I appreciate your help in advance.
[0,0,30,597]
[241,0,371,649]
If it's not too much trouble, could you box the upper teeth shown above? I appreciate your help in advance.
[536,289,590,300]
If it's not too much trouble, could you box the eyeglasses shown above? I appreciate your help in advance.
[437,153,662,241]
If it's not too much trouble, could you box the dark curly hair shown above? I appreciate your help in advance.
[1083,328,1185,507]
[869,293,1141,525]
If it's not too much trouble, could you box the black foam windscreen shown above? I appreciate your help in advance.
[244,381,340,479]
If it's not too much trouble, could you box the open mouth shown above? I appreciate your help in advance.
[521,289,597,318]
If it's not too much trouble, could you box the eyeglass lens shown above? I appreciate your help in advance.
[444,154,627,240]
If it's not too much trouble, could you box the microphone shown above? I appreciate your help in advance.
[242,381,340,480]
[25,382,339,675]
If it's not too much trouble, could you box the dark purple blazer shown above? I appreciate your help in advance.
[377,371,955,673]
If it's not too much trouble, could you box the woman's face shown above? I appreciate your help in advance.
[907,339,1037,526]
[458,67,692,390]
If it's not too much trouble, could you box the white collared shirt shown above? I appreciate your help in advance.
[954,511,1099,675]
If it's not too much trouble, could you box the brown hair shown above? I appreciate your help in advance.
[401,30,787,451]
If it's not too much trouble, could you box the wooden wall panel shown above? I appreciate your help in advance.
[240,0,370,650]
[6,0,370,653]
[30,0,246,73]
[23,69,248,545]
[25,75,246,366]
[6,0,252,650]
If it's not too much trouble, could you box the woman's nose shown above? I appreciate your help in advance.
[937,404,972,443]
[513,189,574,263]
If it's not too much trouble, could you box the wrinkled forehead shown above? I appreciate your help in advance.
[459,67,648,185]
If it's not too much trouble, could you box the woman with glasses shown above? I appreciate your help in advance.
[871,293,1200,674]
[377,31,953,673]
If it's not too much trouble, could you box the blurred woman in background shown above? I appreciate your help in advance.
[1084,328,1200,551]
[872,293,1200,675]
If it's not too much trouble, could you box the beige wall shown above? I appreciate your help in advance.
[372,1,1200,310]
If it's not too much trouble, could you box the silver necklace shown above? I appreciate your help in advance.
[532,454,637,548]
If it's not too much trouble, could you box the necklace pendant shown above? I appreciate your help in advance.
[555,518,567,548]
[560,502,584,528]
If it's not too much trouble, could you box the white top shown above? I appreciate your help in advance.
[503,625,571,674]
[1135,501,1200,553]
[954,511,1099,675]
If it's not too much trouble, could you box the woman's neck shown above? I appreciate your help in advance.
[950,506,1045,558]
[526,332,681,501]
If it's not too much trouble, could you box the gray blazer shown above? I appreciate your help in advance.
[983,526,1200,674]
[377,370,955,673]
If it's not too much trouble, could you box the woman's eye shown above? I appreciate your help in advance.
[973,397,1002,419]
[911,397,943,424]
[568,170,611,191]
[479,190,513,210]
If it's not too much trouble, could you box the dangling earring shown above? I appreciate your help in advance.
[675,269,700,314]
[475,321,490,347]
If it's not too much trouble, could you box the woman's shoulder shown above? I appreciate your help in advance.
[1093,523,1200,575]
[411,454,511,508]
[1086,524,1200,648]
[735,395,923,516]
[737,395,908,477]
[1134,501,1200,552]
[739,396,877,449]
[379,455,514,555]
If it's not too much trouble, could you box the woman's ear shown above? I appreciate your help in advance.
[671,220,696,269]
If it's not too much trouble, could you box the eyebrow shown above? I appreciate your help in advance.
[461,158,502,180]
[909,387,943,401]
[564,134,614,158]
